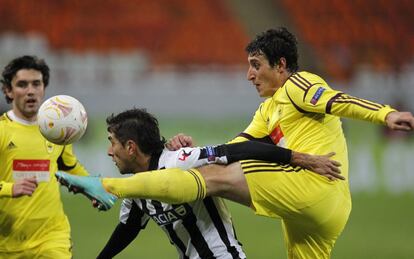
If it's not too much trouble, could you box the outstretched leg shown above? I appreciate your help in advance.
[56,163,250,210]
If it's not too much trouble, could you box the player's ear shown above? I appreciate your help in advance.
[125,140,137,155]
[3,85,13,99]
[276,57,287,71]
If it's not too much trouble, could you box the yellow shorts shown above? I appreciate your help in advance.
[0,236,71,259]
[241,160,351,259]
[0,215,72,259]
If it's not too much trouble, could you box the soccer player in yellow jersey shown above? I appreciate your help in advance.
[0,56,89,259]
[56,28,414,258]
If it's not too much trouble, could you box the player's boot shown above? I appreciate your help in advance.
[55,172,117,211]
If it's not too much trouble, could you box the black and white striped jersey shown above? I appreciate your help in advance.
[119,147,246,259]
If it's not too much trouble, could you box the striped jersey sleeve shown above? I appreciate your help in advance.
[0,117,13,197]
[285,72,396,124]
[119,198,150,228]
[161,147,229,169]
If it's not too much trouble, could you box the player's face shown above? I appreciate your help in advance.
[246,54,282,97]
[4,69,45,121]
[107,133,136,174]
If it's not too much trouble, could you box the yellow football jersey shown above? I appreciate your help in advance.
[232,71,395,258]
[234,71,396,180]
[0,112,88,252]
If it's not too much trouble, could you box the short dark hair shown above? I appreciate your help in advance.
[106,108,166,156]
[245,27,299,72]
[1,55,50,103]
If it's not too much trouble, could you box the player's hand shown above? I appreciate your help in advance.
[12,177,38,197]
[385,111,414,131]
[292,152,344,181]
[165,133,194,150]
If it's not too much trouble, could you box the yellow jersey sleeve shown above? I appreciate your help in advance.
[58,145,89,176]
[228,99,273,144]
[0,181,13,197]
[0,116,13,198]
[285,72,396,125]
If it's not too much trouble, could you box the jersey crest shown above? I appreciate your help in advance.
[45,140,54,153]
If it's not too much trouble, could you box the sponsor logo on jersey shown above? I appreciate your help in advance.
[12,159,51,182]
[270,125,285,146]
[310,87,326,105]
[6,141,16,150]
[178,150,192,161]
[151,205,187,225]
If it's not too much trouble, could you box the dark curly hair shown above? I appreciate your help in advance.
[245,27,299,72]
[106,108,166,156]
[1,55,50,103]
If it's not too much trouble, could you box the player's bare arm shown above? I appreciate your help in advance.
[168,134,343,180]
[291,152,344,181]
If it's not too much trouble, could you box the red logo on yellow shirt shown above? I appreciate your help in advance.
[270,126,285,147]
[13,159,51,182]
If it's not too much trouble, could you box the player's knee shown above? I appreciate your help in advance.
[197,164,230,195]
[198,163,245,196]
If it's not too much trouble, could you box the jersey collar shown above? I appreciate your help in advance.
[7,110,38,126]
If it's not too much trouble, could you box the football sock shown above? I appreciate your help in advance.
[102,168,207,203]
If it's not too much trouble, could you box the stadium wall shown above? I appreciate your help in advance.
[1,35,413,194]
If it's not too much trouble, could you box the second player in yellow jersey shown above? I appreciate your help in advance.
[0,56,88,259]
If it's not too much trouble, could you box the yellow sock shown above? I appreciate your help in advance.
[102,168,206,203]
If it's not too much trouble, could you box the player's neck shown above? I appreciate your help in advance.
[7,110,37,125]
[12,103,37,122]
[134,153,152,173]
[281,71,293,86]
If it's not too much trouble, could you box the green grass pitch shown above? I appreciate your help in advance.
[63,192,414,258]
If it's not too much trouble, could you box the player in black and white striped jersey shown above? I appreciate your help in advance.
[114,147,246,259]
[96,108,341,259]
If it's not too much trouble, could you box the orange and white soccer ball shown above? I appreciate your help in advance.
[37,95,88,145]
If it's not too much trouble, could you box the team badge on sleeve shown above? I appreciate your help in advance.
[206,146,216,161]
[310,87,326,105]
[178,150,192,161]
[174,147,200,169]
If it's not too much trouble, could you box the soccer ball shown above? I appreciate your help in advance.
[37,95,88,145]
